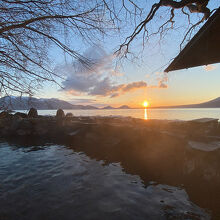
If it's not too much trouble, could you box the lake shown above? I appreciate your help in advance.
[19,108,220,121]
[0,141,213,220]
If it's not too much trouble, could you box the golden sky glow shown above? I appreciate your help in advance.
[41,63,220,108]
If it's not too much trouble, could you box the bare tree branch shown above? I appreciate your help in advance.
[0,0,214,98]
[116,0,212,57]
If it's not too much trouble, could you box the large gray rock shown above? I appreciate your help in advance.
[14,112,28,118]
[28,108,38,118]
[66,112,73,118]
[56,109,65,118]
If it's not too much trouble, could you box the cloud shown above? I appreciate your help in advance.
[158,82,168,88]
[122,81,147,92]
[89,77,123,96]
[158,72,168,88]
[110,93,120,98]
[147,72,168,89]
[57,46,147,98]
[204,64,217,71]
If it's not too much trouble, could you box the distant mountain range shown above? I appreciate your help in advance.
[1,96,220,110]
[153,97,220,108]
[102,105,130,110]
[0,96,131,110]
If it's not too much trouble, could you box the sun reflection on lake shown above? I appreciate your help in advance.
[144,108,148,120]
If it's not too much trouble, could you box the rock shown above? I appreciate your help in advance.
[10,117,23,131]
[14,112,28,118]
[13,115,22,120]
[188,141,220,151]
[0,111,10,119]
[16,129,30,136]
[68,130,80,136]
[188,118,219,136]
[56,109,65,118]
[66,112,73,118]
[28,108,38,118]
[15,120,32,136]
[33,119,56,136]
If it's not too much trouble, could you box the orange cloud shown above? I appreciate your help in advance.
[147,72,168,89]
[204,65,217,71]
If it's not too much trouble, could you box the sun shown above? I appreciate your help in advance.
[143,101,149,108]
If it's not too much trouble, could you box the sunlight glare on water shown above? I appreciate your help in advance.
[144,108,148,120]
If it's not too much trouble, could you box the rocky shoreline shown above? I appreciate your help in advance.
[0,108,220,144]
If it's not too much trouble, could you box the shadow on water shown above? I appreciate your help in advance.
[1,122,220,219]
[63,124,220,219]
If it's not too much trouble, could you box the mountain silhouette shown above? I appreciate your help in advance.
[0,96,98,110]
[153,97,220,108]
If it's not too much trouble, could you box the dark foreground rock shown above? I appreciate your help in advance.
[0,113,219,143]
[0,111,12,119]
[56,109,65,118]
[66,112,73,118]
[14,112,28,118]
[28,108,38,118]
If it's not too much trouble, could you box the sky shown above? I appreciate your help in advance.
[37,0,220,108]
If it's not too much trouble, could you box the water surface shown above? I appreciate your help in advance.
[0,142,210,220]
[19,108,220,121]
